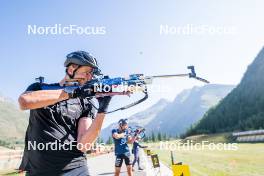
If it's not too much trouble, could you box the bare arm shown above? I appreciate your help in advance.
[77,113,105,152]
[77,96,112,152]
[18,90,69,110]
[112,132,125,139]
[138,143,147,148]
[127,136,136,144]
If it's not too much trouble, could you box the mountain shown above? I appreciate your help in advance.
[186,47,264,136]
[100,99,170,141]
[145,84,235,136]
[100,84,234,141]
[0,95,28,143]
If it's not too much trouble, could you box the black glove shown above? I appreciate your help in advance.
[97,96,112,113]
[71,84,95,99]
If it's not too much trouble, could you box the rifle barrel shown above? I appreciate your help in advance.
[151,74,189,78]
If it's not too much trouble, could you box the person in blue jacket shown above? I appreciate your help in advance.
[112,119,135,176]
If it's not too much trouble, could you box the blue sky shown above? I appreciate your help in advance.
[1,0,264,127]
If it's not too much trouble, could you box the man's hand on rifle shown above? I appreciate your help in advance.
[69,84,95,99]
[97,96,112,113]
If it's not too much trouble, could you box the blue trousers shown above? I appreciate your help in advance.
[132,151,140,168]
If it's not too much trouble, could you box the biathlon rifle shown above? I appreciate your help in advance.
[128,126,146,139]
[37,65,209,114]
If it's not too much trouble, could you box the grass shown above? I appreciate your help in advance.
[147,139,264,176]
[0,170,24,176]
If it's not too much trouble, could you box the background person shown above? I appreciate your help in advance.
[112,119,135,176]
[132,136,147,171]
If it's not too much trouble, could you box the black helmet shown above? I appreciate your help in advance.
[64,51,101,75]
[118,119,128,126]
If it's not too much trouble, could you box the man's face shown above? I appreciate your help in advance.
[121,124,128,131]
[67,65,94,85]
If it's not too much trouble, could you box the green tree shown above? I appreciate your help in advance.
[106,136,113,145]
[162,133,167,141]
[151,131,156,142]
[157,132,162,141]
[143,135,149,142]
